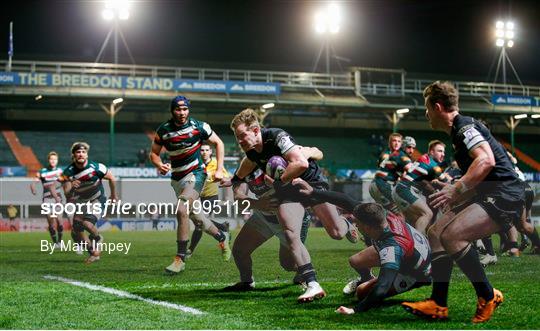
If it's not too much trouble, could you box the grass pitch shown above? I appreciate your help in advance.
[1,229,539,329]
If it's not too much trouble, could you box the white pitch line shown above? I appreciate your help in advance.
[43,275,204,315]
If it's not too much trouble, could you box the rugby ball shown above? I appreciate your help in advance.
[355,277,378,300]
[266,156,288,180]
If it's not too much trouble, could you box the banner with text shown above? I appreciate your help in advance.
[0,72,281,95]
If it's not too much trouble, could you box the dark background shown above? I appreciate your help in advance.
[1,0,539,83]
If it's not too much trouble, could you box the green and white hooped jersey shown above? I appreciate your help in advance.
[62,160,108,203]
[154,117,213,180]
[38,167,63,199]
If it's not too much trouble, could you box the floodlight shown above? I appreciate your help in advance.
[396,108,410,114]
[262,103,275,109]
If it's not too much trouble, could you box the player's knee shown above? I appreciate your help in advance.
[348,255,359,269]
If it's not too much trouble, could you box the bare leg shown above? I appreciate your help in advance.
[311,203,347,240]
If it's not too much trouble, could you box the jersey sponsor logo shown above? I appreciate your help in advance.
[276,133,295,154]
[379,246,396,264]
[462,126,485,150]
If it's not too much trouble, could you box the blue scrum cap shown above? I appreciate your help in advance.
[170,95,190,112]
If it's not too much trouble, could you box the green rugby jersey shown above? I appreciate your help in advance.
[62,160,108,203]
[154,117,213,180]
[38,166,63,199]
[375,149,412,182]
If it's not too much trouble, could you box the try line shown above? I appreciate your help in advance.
[43,275,205,315]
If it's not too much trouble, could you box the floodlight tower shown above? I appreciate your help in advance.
[493,20,522,90]
[493,20,526,154]
[313,3,341,74]
[96,0,135,65]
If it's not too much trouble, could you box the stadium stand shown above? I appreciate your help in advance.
[17,131,150,167]
[0,134,19,166]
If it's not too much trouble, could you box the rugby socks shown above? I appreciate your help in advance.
[358,268,375,282]
[482,236,495,256]
[430,251,453,307]
[176,240,189,260]
[212,230,226,243]
[89,234,101,244]
[189,228,203,252]
[297,263,317,284]
[57,224,63,243]
[498,231,509,252]
[510,241,519,251]
[452,244,494,301]
[211,220,228,233]
[48,226,57,243]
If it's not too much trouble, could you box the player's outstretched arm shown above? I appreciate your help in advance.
[352,268,399,313]
[233,157,257,180]
[207,132,225,181]
[293,180,359,213]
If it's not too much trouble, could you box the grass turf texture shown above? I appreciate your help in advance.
[1,229,539,329]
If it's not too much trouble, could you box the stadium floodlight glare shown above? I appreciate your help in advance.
[514,114,527,119]
[102,0,130,21]
[531,114,540,119]
[495,20,514,47]
[112,97,124,105]
[102,9,114,20]
[396,108,410,114]
[314,3,341,35]
[262,103,275,110]
[35,95,43,101]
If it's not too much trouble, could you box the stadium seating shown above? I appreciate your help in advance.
[17,131,150,167]
[0,134,18,166]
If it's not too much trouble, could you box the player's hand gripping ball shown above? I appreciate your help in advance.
[266,156,288,180]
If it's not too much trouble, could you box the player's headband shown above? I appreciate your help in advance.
[71,142,90,154]
[170,95,190,112]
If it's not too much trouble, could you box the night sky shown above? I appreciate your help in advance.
[1,0,539,84]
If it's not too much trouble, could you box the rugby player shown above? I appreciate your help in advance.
[229,108,358,242]
[30,151,64,248]
[150,96,231,273]
[222,146,325,301]
[507,151,540,254]
[402,81,525,323]
[290,180,431,314]
[224,167,312,294]
[402,136,417,160]
[369,133,412,213]
[227,108,358,300]
[62,142,117,264]
[393,140,447,234]
[186,143,232,260]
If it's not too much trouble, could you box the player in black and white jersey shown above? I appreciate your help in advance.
[225,108,359,302]
[402,81,526,323]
